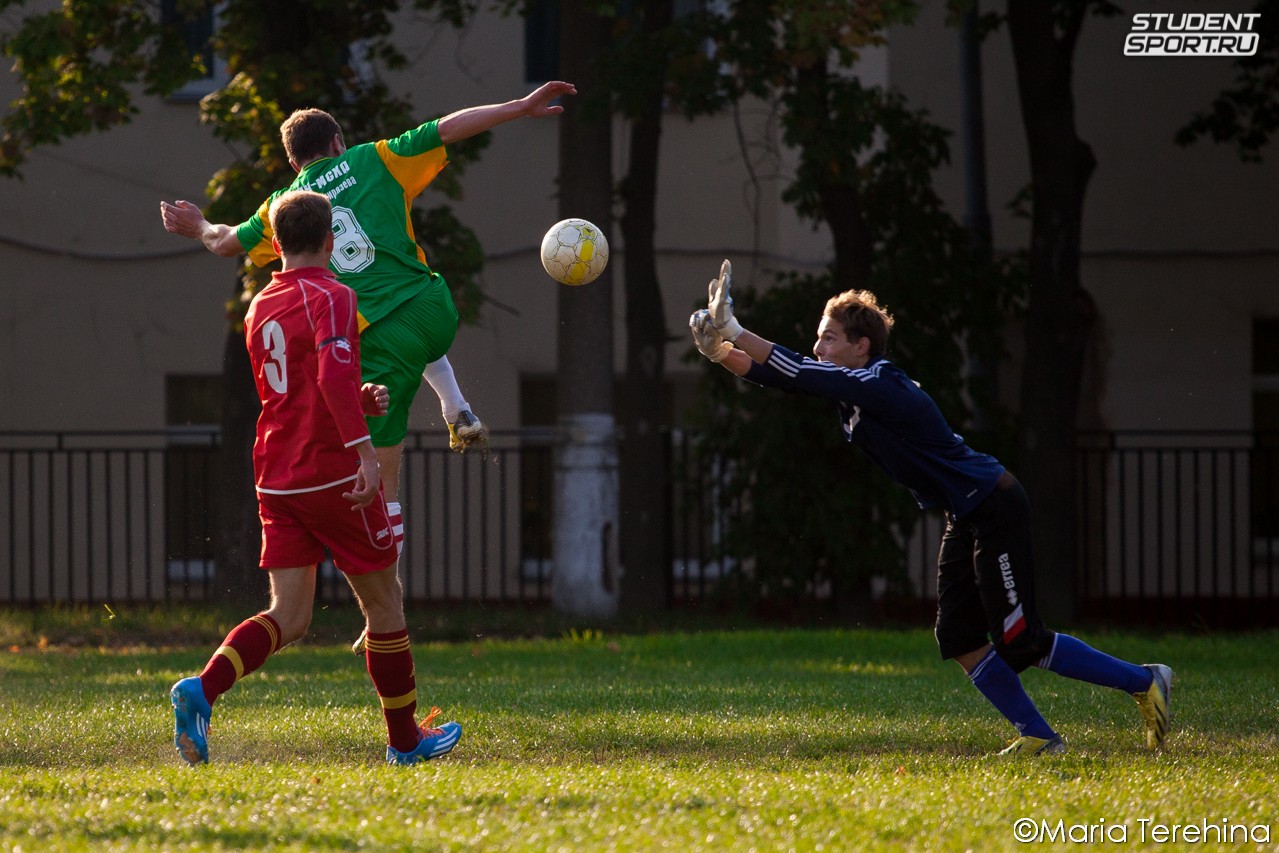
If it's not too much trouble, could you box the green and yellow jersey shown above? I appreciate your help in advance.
[236,120,450,331]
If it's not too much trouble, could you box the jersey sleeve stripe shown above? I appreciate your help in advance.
[375,138,449,199]
[766,348,802,377]
[238,197,280,267]
[850,363,885,381]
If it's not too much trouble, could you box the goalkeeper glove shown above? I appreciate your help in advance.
[690,310,733,363]
[707,259,743,341]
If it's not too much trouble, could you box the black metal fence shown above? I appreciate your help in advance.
[0,429,559,606]
[1,429,1277,624]
[1077,431,1279,626]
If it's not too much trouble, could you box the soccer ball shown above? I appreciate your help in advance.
[540,218,609,286]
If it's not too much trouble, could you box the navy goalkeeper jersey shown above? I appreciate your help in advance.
[744,344,1004,518]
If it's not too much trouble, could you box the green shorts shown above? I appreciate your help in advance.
[359,278,459,447]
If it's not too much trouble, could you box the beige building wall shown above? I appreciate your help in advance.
[889,1,1279,433]
[0,104,233,431]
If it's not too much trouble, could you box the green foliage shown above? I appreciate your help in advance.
[415,205,486,324]
[0,0,204,175]
[687,2,1024,612]
[1175,0,1278,163]
[716,0,915,102]
[689,275,921,610]
[597,1,731,120]
[854,86,1025,432]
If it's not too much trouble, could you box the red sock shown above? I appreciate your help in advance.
[198,613,281,706]
[365,629,419,752]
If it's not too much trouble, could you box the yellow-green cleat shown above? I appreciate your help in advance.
[998,734,1067,756]
[447,409,488,454]
[1133,663,1174,750]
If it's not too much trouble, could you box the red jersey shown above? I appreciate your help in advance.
[244,267,371,494]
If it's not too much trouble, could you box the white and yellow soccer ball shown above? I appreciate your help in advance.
[540,218,609,286]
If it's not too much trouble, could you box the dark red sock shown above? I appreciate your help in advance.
[365,628,419,753]
[198,613,281,706]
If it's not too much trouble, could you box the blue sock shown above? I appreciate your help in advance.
[1037,634,1151,693]
[969,648,1056,740]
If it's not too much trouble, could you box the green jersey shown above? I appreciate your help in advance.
[236,120,450,330]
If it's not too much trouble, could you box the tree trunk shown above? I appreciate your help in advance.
[617,0,672,615]
[795,64,874,292]
[213,307,267,604]
[1007,1,1098,623]
[959,2,999,436]
[551,0,619,618]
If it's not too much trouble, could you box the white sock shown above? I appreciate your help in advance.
[421,356,468,425]
[386,501,404,557]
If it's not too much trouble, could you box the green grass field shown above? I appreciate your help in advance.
[1,613,1276,851]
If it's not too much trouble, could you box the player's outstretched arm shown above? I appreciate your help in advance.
[160,200,242,258]
[437,81,577,145]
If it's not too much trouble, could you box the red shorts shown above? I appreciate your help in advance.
[258,484,397,576]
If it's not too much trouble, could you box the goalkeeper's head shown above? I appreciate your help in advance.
[269,190,333,258]
[822,290,895,360]
[281,108,345,170]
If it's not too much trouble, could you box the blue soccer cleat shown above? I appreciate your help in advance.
[385,707,462,765]
[170,676,212,766]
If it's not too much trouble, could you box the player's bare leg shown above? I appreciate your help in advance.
[352,443,406,655]
[171,566,313,765]
[377,443,404,504]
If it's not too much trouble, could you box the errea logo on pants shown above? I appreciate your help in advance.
[999,553,1017,606]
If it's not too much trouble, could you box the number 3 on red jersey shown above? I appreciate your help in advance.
[262,320,288,394]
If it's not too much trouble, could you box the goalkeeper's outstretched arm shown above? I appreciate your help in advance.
[689,309,771,378]
[715,330,772,377]
[728,329,773,367]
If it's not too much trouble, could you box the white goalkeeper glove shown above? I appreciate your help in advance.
[707,258,743,341]
[690,309,733,363]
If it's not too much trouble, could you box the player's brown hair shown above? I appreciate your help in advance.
[280,108,343,166]
[823,289,895,359]
[269,191,332,256]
